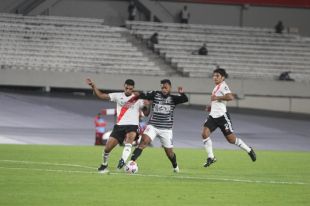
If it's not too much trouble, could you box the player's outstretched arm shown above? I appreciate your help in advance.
[174,86,188,104]
[85,78,110,100]
[141,100,151,116]
[134,91,155,100]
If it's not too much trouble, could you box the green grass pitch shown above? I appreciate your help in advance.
[0,145,309,206]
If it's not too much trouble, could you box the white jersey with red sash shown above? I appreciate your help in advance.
[209,81,231,118]
[109,93,144,125]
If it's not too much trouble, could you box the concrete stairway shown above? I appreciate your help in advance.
[121,29,181,77]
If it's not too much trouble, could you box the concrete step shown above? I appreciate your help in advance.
[121,30,181,77]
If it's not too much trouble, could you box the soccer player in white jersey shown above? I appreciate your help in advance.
[130,79,188,172]
[202,68,256,167]
[86,78,146,173]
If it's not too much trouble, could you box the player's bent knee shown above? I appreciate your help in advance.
[228,139,235,144]
[139,138,151,149]
[226,135,235,144]
[202,131,209,139]
[202,127,210,139]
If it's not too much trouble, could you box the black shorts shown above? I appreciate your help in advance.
[204,113,234,136]
[110,125,138,143]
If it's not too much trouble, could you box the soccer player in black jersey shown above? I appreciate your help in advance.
[130,79,188,172]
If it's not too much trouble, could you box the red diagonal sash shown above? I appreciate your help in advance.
[208,83,222,112]
[117,95,139,123]
[212,83,222,95]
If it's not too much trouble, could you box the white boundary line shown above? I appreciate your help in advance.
[0,159,307,185]
[0,159,96,169]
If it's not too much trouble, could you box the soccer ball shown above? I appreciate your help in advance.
[124,160,138,174]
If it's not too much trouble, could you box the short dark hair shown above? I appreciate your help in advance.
[160,79,171,86]
[213,68,228,78]
[125,79,135,86]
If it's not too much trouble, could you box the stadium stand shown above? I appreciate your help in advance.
[0,13,167,76]
[126,21,310,82]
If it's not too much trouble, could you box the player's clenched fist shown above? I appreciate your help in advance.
[86,78,94,87]
[177,86,184,93]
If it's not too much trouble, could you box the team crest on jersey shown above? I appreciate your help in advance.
[154,104,171,114]
[119,101,135,108]
[165,97,171,103]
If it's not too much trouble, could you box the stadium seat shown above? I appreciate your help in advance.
[0,13,167,76]
[126,21,310,82]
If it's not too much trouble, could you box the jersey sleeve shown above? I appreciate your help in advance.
[172,93,189,105]
[139,91,156,100]
[138,99,145,109]
[221,84,231,95]
[108,93,118,102]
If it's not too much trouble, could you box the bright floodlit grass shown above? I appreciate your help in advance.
[0,145,309,206]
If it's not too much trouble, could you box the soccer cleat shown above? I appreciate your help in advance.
[203,157,217,167]
[117,159,125,170]
[173,166,180,173]
[248,147,256,162]
[98,164,109,174]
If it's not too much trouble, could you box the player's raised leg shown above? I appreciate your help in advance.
[131,124,156,162]
[117,131,137,169]
[98,136,119,173]
[130,133,152,162]
[226,133,256,162]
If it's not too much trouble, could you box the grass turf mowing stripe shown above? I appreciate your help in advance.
[0,160,307,185]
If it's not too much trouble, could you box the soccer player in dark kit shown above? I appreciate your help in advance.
[130,79,188,172]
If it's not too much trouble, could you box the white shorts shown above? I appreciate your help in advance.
[143,125,173,148]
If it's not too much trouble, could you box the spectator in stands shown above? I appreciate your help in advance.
[279,71,294,81]
[128,0,137,21]
[148,32,158,51]
[275,21,284,34]
[180,5,190,24]
[192,43,208,55]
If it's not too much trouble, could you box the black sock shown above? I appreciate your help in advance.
[131,148,143,161]
[169,153,178,168]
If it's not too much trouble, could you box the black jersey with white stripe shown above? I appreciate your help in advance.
[140,91,188,129]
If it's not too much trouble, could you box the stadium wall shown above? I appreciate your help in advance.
[49,0,129,26]
[48,0,147,26]
[1,69,310,114]
[158,1,310,36]
[46,0,310,36]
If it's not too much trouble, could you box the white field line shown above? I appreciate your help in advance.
[0,159,95,169]
[0,159,307,186]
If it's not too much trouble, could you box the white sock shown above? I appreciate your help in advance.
[203,137,214,159]
[235,138,251,153]
[102,152,109,166]
[121,143,132,162]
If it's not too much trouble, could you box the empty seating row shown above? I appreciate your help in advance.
[0,13,167,76]
[126,21,310,82]
[126,21,296,38]
[0,13,104,27]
